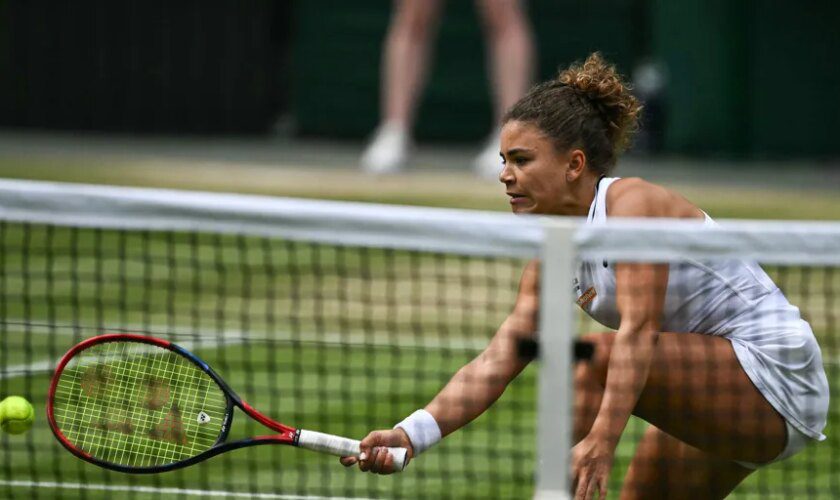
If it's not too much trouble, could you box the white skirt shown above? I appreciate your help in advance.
[726,288,829,444]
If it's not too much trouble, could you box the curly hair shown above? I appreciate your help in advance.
[503,52,643,176]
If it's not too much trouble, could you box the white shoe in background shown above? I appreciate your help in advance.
[360,123,411,174]
[473,130,503,180]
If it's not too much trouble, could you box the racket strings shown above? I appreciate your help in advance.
[53,341,228,468]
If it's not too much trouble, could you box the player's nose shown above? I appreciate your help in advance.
[499,162,515,184]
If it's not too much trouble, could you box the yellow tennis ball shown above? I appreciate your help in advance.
[0,396,35,435]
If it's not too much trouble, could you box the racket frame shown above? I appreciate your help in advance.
[47,333,303,474]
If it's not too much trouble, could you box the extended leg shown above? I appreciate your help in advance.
[474,0,535,121]
[381,0,445,128]
[361,0,445,173]
[472,0,536,178]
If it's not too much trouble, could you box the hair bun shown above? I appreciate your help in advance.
[557,52,642,153]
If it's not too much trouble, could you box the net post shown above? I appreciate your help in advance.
[534,218,579,500]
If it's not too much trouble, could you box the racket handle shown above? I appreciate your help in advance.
[297,429,408,472]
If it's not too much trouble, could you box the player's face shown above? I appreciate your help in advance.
[499,121,576,215]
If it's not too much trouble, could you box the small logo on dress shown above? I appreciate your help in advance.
[576,286,597,309]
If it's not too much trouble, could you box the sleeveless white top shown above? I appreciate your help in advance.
[575,177,829,440]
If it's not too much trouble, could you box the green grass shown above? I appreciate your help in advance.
[0,155,838,498]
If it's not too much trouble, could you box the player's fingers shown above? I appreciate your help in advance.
[583,478,596,500]
[583,472,603,500]
[357,445,375,472]
[357,431,405,474]
[378,448,395,475]
[361,445,381,471]
[358,430,382,465]
[574,470,589,500]
[364,446,383,473]
[339,456,357,467]
[371,446,391,474]
[598,474,608,500]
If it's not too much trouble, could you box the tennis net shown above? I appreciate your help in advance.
[0,179,838,499]
[0,179,540,499]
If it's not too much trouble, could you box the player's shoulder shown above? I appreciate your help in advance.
[606,177,695,218]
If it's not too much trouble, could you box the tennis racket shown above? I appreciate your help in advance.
[47,333,408,473]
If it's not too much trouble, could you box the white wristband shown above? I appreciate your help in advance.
[394,409,442,456]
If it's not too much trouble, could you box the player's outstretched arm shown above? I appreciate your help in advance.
[341,260,540,474]
[423,260,538,438]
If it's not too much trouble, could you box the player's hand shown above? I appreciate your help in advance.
[571,434,615,500]
[339,429,414,474]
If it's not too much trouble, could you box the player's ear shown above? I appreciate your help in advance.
[566,149,587,182]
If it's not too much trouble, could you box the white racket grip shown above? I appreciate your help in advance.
[296,429,408,471]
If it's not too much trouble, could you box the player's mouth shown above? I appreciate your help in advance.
[507,193,529,206]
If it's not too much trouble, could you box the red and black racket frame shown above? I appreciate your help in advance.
[47,333,303,474]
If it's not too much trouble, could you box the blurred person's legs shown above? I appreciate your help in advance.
[361,0,445,174]
[473,0,535,179]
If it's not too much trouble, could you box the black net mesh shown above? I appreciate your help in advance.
[1,219,838,499]
[0,222,535,499]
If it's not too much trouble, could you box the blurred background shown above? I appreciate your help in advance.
[0,0,837,218]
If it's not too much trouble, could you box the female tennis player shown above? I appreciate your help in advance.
[340,52,829,499]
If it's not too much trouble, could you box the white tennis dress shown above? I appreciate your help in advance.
[574,177,829,449]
